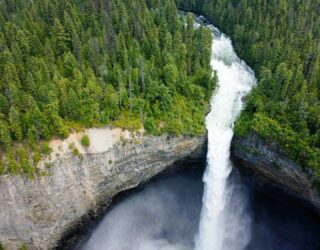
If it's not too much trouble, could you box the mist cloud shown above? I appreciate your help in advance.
[83,171,203,250]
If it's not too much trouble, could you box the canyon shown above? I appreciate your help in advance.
[0,128,206,250]
[0,128,319,249]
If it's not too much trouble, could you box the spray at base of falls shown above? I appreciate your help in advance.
[195,16,256,250]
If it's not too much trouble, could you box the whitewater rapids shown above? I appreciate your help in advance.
[194,17,256,250]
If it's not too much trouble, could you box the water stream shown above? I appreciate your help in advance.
[194,16,256,250]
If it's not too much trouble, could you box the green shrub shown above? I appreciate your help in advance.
[81,135,90,147]
[8,151,19,175]
[0,160,5,175]
[113,114,142,131]
[72,147,80,157]
[20,243,27,250]
[41,142,52,155]
[17,146,31,175]
[69,143,81,157]
[32,151,41,165]
[144,117,156,134]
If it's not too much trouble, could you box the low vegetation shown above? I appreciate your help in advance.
[81,135,90,147]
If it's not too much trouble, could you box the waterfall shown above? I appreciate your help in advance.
[81,15,257,250]
[195,17,256,250]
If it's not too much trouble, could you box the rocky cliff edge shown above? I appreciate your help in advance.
[231,133,320,214]
[0,127,206,249]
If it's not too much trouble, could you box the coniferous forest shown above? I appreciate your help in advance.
[1,0,320,178]
[0,0,215,176]
[176,0,320,175]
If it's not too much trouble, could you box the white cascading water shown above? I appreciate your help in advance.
[195,17,256,250]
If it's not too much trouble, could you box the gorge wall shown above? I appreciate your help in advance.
[231,133,320,215]
[0,128,206,250]
[1,128,320,250]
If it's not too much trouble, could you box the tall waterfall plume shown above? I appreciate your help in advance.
[195,16,256,250]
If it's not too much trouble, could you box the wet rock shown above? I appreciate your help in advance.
[231,133,320,214]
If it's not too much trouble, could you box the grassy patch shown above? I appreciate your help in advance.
[81,135,90,147]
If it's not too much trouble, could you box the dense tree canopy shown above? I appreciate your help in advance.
[6,0,319,178]
[0,0,215,176]
[176,0,320,175]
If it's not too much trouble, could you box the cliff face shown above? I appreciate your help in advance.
[0,128,206,250]
[231,133,320,214]
[2,128,320,249]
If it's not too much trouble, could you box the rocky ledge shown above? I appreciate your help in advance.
[231,133,320,214]
[0,128,206,250]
